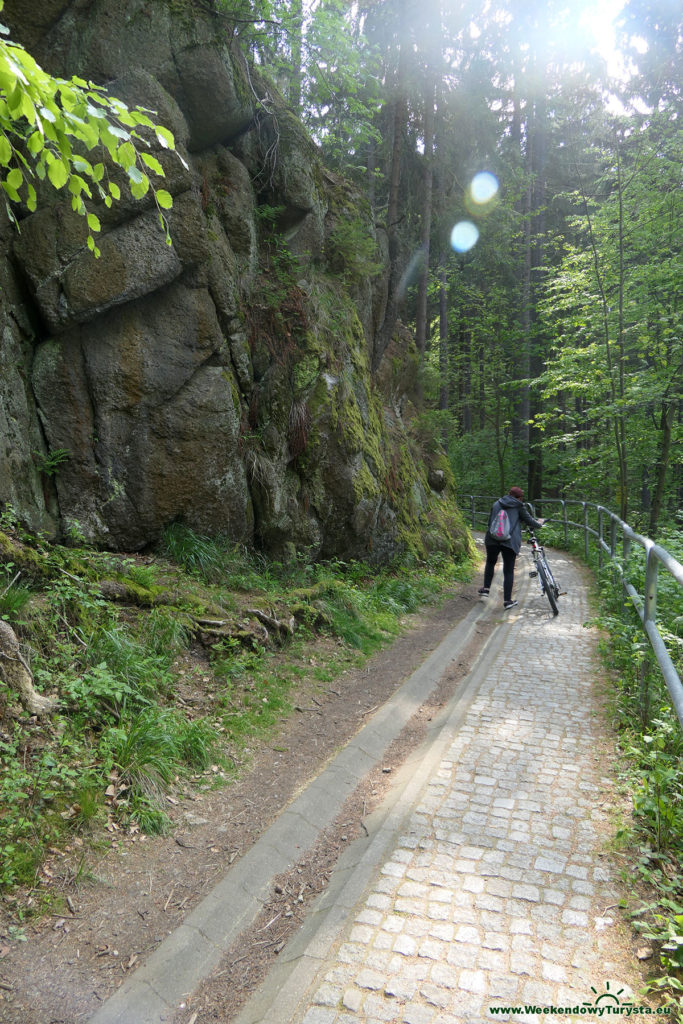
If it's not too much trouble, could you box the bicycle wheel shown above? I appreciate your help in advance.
[537,559,559,616]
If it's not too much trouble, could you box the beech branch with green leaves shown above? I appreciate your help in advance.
[0,1,183,256]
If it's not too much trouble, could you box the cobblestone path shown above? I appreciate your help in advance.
[268,549,643,1024]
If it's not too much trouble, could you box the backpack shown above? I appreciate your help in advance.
[489,505,511,542]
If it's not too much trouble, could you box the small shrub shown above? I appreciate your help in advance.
[87,626,172,699]
[144,607,190,657]
[104,710,181,801]
[160,523,229,582]
[64,663,143,721]
[0,583,32,620]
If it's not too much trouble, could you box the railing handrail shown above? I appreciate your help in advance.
[464,494,683,729]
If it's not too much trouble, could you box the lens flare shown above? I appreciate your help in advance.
[470,171,499,204]
[450,221,479,253]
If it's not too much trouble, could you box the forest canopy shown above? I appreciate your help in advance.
[221,0,681,530]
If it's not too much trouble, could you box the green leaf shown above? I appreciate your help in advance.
[47,158,68,189]
[109,182,121,200]
[155,189,173,210]
[127,165,145,185]
[26,131,43,156]
[6,166,21,189]
[155,126,175,150]
[140,152,164,177]
[0,133,11,164]
[130,176,149,200]
[87,212,101,232]
[117,141,136,168]
[1,179,19,201]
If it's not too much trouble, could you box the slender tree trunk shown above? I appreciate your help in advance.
[527,94,547,500]
[517,120,532,461]
[460,326,472,433]
[616,141,628,518]
[373,18,408,371]
[649,400,675,536]
[288,0,303,111]
[575,151,629,520]
[416,73,435,363]
[438,257,449,413]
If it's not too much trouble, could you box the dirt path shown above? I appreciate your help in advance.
[0,580,491,1024]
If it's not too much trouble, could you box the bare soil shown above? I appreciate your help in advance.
[0,581,491,1024]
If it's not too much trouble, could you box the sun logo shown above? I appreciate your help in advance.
[584,981,633,1008]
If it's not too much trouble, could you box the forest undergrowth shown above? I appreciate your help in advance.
[541,519,683,1009]
[0,503,474,927]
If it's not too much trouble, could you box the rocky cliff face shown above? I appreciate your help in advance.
[0,0,469,562]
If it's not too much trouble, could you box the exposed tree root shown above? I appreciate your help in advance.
[0,620,56,716]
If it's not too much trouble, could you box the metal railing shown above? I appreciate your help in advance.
[464,495,683,729]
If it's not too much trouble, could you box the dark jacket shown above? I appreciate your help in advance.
[485,496,543,555]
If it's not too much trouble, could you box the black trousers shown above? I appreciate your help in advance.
[483,542,517,602]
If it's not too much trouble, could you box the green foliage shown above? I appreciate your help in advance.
[32,448,70,477]
[326,215,383,283]
[0,570,32,620]
[0,1,182,253]
[103,708,214,801]
[160,522,231,583]
[534,113,682,518]
[0,514,473,899]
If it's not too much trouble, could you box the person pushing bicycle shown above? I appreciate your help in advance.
[478,486,545,609]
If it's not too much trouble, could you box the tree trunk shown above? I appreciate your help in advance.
[415,72,435,365]
[649,400,675,536]
[373,24,408,371]
[288,0,303,111]
[438,257,449,415]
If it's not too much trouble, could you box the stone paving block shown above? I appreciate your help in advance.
[393,934,418,956]
[312,984,341,1007]
[341,988,363,1012]
[430,963,460,989]
[385,977,417,1000]
[401,1002,436,1024]
[446,944,479,969]
[356,968,386,991]
[458,968,487,994]
[302,1009,337,1024]
[364,994,401,1021]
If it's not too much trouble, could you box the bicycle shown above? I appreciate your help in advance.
[527,529,560,616]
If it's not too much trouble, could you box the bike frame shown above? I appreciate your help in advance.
[527,531,560,615]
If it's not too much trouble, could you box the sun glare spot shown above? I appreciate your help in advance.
[470,172,499,204]
[450,221,479,253]
[578,0,627,78]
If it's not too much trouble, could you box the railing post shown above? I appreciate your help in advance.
[598,507,603,569]
[622,528,631,616]
[470,494,475,529]
[562,500,568,546]
[644,545,658,626]
[610,515,618,586]
[583,503,589,562]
